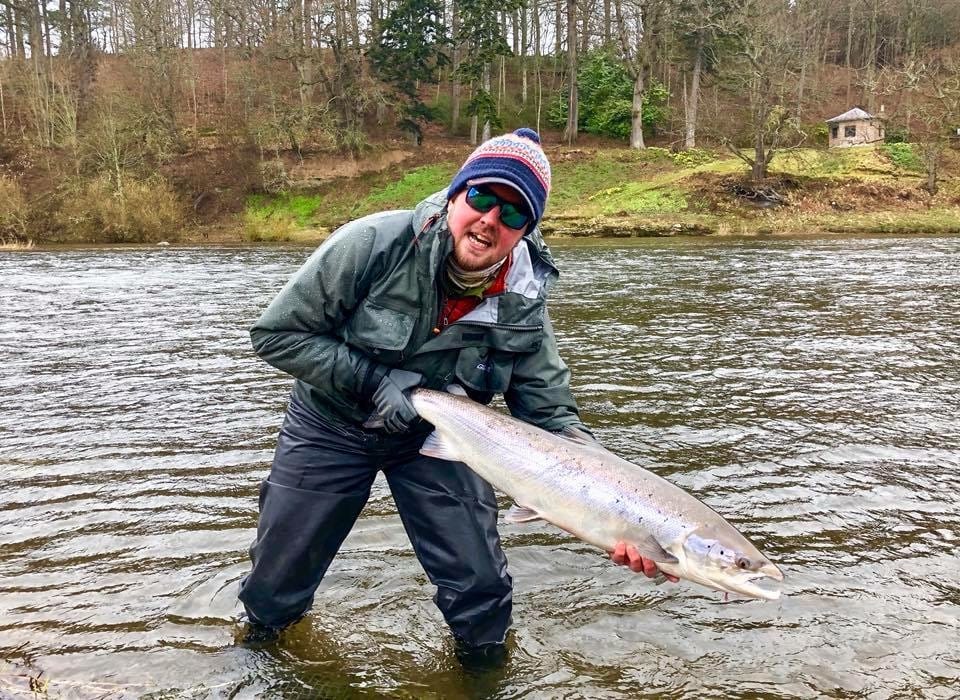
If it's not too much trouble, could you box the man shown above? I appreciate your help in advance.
[240,128,672,660]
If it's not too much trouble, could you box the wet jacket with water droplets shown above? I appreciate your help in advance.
[250,191,586,432]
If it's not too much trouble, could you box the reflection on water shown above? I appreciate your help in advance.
[1,237,959,698]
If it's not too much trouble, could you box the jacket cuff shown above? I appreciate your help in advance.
[359,360,389,401]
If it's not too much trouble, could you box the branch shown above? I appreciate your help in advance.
[721,136,756,168]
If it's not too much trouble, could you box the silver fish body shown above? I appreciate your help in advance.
[410,388,784,600]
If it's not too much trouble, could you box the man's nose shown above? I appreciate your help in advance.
[479,205,501,228]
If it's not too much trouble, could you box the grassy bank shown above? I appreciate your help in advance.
[236,142,960,244]
[5,141,958,246]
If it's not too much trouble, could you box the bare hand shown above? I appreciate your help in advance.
[610,542,680,582]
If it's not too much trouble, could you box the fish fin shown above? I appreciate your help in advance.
[419,430,460,462]
[362,412,385,430]
[504,503,543,523]
[630,536,680,565]
[444,384,469,397]
[557,425,597,446]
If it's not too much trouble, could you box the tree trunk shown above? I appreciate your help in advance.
[844,0,853,105]
[41,0,51,57]
[555,0,563,56]
[349,0,360,49]
[59,0,71,52]
[924,140,940,195]
[450,0,461,132]
[864,0,879,110]
[683,35,702,150]
[603,0,611,45]
[926,161,937,195]
[303,0,313,47]
[520,4,528,104]
[5,3,23,58]
[630,71,644,149]
[563,0,577,144]
[497,56,503,116]
[795,59,806,125]
[482,63,491,141]
[0,70,6,135]
[580,0,589,56]
[753,128,766,181]
[534,0,542,132]
[27,0,44,59]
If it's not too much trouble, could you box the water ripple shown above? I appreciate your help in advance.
[2,238,960,697]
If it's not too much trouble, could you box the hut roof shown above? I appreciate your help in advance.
[825,107,879,123]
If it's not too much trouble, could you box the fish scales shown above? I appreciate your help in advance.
[411,388,784,600]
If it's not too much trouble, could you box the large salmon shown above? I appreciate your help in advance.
[410,388,784,600]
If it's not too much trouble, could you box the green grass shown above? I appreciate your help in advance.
[241,163,456,240]
[551,152,666,210]
[769,145,903,179]
[246,193,323,226]
[587,181,688,214]
[237,142,959,243]
[359,163,456,211]
[243,193,325,241]
[882,143,923,172]
[817,209,960,234]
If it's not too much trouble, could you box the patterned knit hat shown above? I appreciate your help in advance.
[447,128,552,230]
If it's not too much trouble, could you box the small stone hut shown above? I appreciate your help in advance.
[826,108,885,148]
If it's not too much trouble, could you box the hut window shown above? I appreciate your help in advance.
[831,126,838,138]
[844,125,857,137]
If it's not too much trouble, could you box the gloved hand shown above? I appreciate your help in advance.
[371,368,425,433]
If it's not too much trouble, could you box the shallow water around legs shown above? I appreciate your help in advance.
[1,236,958,698]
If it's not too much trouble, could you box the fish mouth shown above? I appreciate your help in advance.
[721,562,785,601]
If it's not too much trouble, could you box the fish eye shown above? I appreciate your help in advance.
[735,556,751,570]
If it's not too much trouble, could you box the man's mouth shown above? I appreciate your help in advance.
[467,231,493,249]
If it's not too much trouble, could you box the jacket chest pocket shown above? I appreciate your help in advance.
[345,300,417,362]
[455,346,514,393]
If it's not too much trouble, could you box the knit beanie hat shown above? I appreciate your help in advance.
[447,127,552,230]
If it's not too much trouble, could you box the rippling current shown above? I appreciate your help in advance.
[1,236,959,699]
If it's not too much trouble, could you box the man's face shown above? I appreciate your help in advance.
[447,183,529,271]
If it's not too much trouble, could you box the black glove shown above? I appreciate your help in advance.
[370,368,425,433]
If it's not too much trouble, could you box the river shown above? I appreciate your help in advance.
[1,236,958,698]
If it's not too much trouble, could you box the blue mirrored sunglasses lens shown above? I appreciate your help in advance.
[466,187,498,212]
[466,186,530,229]
[499,205,530,229]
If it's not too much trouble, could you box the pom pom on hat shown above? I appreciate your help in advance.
[447,128,551,230]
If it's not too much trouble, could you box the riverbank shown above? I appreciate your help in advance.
[5,139,960,246]
[225,141,960,244]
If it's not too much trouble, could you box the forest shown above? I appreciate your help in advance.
[2,0,960,242]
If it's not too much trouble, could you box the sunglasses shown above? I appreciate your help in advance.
[464,185,532,231]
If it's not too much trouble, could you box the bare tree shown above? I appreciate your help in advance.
[613,0,664,149]
[715,0,805,181]
[563,0,577,143]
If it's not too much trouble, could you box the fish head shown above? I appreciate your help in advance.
[679,525,784,600]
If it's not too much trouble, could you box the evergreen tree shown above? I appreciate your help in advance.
[454,0,521,142]
[368,0,448,145]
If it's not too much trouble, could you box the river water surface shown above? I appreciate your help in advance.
[2,236,959,699]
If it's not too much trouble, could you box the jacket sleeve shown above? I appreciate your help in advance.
[503,310,589,433]
[249,220,391,400]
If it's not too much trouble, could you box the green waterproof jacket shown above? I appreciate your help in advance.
[250,190,586,432]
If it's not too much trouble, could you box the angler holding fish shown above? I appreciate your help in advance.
[241,128,782,662]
